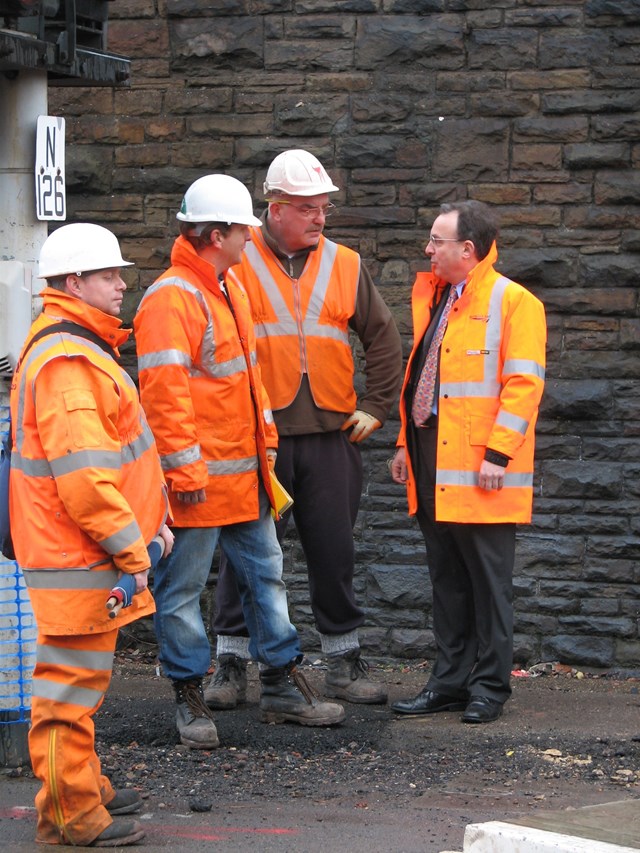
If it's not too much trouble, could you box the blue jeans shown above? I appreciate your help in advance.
[153,487,301,682]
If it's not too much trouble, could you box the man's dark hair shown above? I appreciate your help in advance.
[179,220,232,250]
[440,200,499,261]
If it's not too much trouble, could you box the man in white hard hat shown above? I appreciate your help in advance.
[134,174,345,750]
[207,151,403,709]
[10,223,174,847]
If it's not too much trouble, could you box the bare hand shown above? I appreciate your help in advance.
[158,524,175,557]
[132,568,150,594]
[478,460,505,491]
[176,488,207,504]
[389,447,408,484]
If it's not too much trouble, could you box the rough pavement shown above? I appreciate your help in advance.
[1,653,640,852]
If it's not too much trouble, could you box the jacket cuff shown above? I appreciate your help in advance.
[484,448,510,467]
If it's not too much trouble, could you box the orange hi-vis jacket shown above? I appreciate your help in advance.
[134,236,278,527]
[397,244,547,524]
[9,289,167,635]
[232,228,361,413]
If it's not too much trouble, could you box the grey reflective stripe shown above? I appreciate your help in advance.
[495,409,529,435]
[121,422,156,465]
[139,275,251,380]
[503,357,545,379]
[161,443,201,471]
[37,644,114,671]
[99,519,143,556]
[14,331,130,453]
[32,677,104,708]
[138,348,192,370]
[440,275,509,400]
[50,448,122,477]
[206,456,258,476]
[245,237,354,346]
[436,469,533,488]
[14,421,156,477]
[22,567,119,590]
[10,452,52,478]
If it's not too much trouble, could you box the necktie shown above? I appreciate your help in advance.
[411,286,459,427]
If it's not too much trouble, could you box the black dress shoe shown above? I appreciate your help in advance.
[391,688,467,715]
[461,695,503,724]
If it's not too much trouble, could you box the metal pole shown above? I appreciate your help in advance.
[0,68,48,768]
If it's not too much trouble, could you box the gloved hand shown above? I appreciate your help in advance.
[341,410,382,443]
[266,449,277,472]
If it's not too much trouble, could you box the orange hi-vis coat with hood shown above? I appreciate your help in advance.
[233,227,361,413]
[134,235,279,527]
[9,288,169,846]
[9,288,167,634]
[397,243,546,524]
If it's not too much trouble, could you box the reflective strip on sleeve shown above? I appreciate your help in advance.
[22,567,119,590]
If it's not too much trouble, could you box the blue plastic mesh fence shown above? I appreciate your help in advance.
[1,404,36,724]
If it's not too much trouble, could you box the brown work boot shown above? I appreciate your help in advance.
[260,663,345,726]
[324,649,388,704]
[90,819,145,847]
[173,678,220,749]
[204,654,248,710]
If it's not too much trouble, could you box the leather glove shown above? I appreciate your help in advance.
[341,410,382,443]
[266,449,277,472]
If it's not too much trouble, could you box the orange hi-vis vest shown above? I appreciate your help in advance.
[232,228,361,412]
[135,236,279,527]
[9,289,166,635]
[397,244,547,524]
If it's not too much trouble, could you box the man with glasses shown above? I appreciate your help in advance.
[207,150,402,709]
[390,200,546,723]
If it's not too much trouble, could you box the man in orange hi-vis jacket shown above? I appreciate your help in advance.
[206,150,402,712]
[390,200,546,724]
[134,175,344,751]
[9,223,174,847]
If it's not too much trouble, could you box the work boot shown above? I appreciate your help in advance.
[260,663,345,726]
[324,649,388,705]
[173,678,220,749]
[204,654,248,710]
[90,819,145,847]
[106,788,142,815]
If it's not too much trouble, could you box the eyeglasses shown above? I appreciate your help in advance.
[272,200,337,219]
[427,235,464,247]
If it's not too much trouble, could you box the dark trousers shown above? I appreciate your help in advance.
[411,422,515,703]
[212,430,365,638]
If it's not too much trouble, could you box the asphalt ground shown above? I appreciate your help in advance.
[1,655,640,852]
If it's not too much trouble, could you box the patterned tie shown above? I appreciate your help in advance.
[411,286,459,427]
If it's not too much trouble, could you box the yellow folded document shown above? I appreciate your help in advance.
[269,470,294,516]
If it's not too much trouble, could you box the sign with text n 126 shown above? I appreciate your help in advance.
[35,116,66,221]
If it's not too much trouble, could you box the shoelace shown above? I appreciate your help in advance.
[180,682,216,721]
[290,667,319,705]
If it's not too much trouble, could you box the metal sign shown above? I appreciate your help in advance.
[35,116,65,221]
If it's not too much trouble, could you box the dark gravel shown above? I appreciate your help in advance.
[87,651,640,815]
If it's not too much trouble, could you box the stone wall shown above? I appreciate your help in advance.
[49,0,640,668]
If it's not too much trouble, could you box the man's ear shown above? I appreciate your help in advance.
[65,273,82,297]
[208,229,224,248]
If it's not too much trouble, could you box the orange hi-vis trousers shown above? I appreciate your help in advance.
[29,628,119,845]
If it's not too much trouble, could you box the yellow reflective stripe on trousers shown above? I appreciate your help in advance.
[48,727,66,840]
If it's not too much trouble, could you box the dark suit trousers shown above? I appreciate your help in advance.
[410,422,516,703]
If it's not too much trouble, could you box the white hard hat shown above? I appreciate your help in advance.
[263,149,339,197]
[38,223,133,279]
[176,174,262,227]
